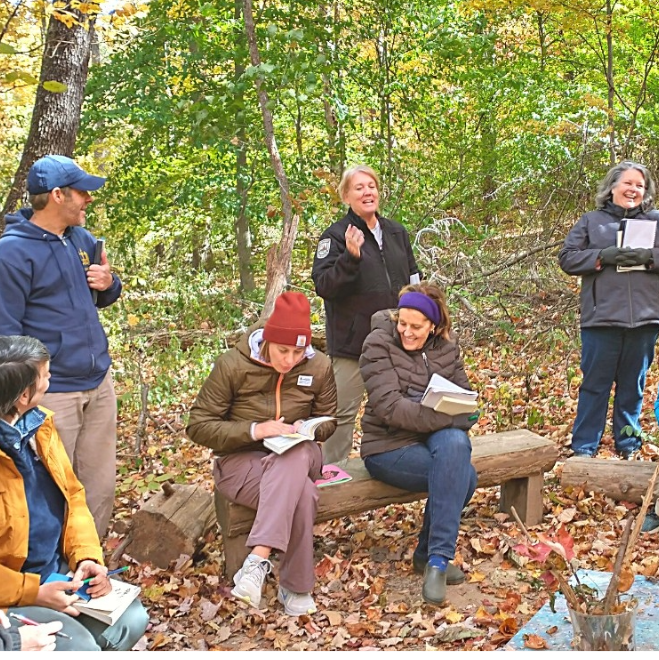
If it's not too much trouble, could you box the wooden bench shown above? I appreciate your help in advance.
[215,429,558,576]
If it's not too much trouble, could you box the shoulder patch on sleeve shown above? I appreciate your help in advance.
[316,238,331,259]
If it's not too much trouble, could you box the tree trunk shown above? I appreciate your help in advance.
[605,0,616,165]
[243,0,299,318]
[234,0,255,293]
[1,9,96,222]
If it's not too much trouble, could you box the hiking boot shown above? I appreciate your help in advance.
[277,586,317,616]
[412,553,465,584]
[231,555,273,607]
[422,565,448,605]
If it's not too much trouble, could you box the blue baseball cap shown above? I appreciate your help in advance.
[27,155,106,194]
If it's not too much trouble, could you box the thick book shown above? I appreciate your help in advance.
[263,416,336,455]
[45,573,140,626]
[314,464,352,488]
[421,373,477,415]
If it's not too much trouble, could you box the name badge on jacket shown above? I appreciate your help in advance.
[297,375,313,387]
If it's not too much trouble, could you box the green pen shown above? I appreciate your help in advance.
[82,565,129,584]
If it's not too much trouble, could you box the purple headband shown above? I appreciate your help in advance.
[398,292,441,326]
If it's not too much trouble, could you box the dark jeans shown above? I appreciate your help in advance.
[571,325,659,456]
[364,428,477,560]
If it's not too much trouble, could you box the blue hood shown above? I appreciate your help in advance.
[0,209,122,392]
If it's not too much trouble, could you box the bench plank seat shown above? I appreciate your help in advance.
[216,429,558,576]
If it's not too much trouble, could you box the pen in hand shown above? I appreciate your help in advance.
[82,565,129,585]
[9,613,72,640]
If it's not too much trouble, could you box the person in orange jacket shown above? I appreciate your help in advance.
[0,335,148,650]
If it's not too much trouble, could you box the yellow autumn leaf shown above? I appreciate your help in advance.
[474,605,491,619]
[469,571,486,583]
[127,314,140,327]
[445,609,463,624]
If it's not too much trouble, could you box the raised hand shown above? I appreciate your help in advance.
[345,224,365,259]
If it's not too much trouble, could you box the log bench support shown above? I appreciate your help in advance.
[216,429,558,577]
[500,473,544,527]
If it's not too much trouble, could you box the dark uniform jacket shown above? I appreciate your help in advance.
[359,311,473,458]
[558,203,659,328]
[186,325,337,456]
[312,208,420,360]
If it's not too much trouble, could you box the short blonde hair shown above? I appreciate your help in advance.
[338,165,380,202]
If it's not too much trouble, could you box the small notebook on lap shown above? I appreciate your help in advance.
[45,573,140,626]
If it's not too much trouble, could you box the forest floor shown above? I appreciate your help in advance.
[108,331,659,652]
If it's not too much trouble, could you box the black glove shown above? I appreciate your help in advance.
[599,246,623,265]
[618,248,653,267]
[451,410,480,431]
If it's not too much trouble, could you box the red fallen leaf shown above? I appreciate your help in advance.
[540,570,558,590]
[524,633,549,649]
[536,524,575,561]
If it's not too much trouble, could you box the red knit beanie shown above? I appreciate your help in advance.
[263,292,312,347]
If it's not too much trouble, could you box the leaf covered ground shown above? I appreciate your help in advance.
[109,326,659,652]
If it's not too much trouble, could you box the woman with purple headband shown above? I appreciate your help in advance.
[359,282,478,606]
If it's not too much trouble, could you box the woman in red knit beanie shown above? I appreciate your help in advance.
[187,292,337,616]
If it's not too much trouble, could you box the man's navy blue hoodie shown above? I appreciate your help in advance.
[0,209,122,392]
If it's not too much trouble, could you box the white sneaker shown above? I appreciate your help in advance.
[231,555,273,607]
[278,585,317,616]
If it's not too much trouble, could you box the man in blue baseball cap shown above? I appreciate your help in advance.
[0,155,122,538]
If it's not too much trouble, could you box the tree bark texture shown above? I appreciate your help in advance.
[1,10,96,222]
[125,483,216,569]
[561,457,659,504]
[234,0,255,293]
[243,0,298,318]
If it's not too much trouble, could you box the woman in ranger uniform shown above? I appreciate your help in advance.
[187,292,337,616]
[312,165,420,464]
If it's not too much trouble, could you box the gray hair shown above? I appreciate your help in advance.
[0,336,50,417]
[337,165,381,202]
[595,161,656,211]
